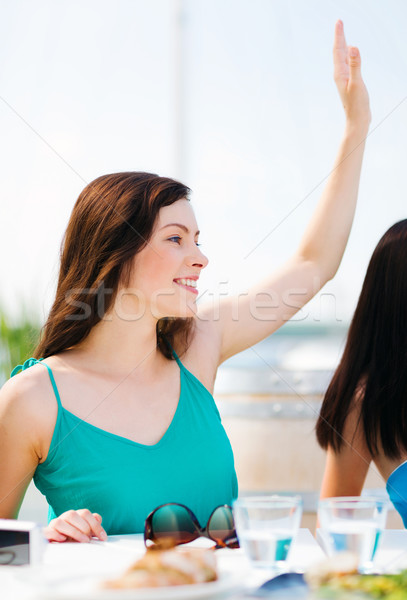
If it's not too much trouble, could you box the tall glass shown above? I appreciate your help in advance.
[233,495,303,572]
[318,497,389,573]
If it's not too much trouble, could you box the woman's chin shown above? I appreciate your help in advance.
[158,303,197,320]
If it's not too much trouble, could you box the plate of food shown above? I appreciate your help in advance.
[29,544,241,600]
[250,553,407,599]
[305,552,407,599]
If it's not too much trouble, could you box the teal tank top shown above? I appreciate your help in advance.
[11,352,238,535]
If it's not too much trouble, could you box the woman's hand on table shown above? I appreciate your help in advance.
[43,509,108,542]
[333,20,371,129]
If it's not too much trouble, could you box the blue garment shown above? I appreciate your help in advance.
[10,351,238,534]
[386,461,407,527]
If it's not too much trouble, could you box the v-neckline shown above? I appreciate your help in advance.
[47,358,184,451]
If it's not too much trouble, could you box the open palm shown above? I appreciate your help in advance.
[333,20,371,126]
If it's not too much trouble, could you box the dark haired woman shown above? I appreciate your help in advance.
[0,21,371,542]
[317,220,407,526]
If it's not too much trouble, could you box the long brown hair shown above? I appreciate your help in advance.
[316,220,407,459]
[34,172,194,361]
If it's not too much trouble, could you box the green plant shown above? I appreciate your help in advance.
[0,307,41,384]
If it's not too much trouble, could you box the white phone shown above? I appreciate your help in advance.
[0,519,46,565]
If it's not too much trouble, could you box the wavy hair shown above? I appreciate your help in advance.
[34,172,194,361]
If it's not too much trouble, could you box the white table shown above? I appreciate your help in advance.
[360,530,407,573]
[316,529,407,574]
[0,529,323,599]
[1,529,406,599]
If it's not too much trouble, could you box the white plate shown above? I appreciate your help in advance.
[29,571,241,600]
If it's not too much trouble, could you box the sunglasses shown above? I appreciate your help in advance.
[144,503,239,549]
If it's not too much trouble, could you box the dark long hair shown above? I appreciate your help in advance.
[34,172,194,361]
[316,219,407,459]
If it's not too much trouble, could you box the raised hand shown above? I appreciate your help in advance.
[43,508,107,543]
[333,20,371,127]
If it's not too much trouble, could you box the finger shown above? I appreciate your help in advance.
[77,509,107,540]
[333,20,347,61]
[333,20,349,82]
[92,513,107,536]
[348,46,362,81]
[48,517,90,543]
[61,510,93,539]
[43,525,67,543]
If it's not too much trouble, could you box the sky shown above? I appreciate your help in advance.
[1,0,407,327]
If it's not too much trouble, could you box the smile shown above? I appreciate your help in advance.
[173,278,199,295]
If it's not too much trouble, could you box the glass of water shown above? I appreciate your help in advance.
[318,497,389,573]
[233,495,303,572]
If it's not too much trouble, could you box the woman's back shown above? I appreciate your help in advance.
[317,220,407,527]
[318,386,407,527]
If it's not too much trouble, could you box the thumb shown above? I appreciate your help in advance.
[348,46,361,80]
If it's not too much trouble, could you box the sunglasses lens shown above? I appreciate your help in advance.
[208,506,238,547]
[150,505,198,545]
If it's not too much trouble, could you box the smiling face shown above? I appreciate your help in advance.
[125,199,208,319]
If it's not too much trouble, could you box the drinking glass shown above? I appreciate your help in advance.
[318,496,389,573]
[233,495,303,571]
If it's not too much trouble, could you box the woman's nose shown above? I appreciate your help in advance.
[191,247,209,269]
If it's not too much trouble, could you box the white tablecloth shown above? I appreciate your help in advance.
[0,529,323,599]
[316,528,407,573]
[367,529,407,573]
[1,529,407,599]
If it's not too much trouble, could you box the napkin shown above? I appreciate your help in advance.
[250,573,308,598]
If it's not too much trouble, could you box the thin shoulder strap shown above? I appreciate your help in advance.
[162,336,183,369]
[171,347,183,369]
[10,357,63,408]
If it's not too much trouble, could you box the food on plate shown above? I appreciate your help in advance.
[103,541,217,589]
[305,552,359,588]
[305,552,407,598]
[315,571,407,598]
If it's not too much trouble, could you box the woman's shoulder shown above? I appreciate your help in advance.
[176,318,221,393]
[2,361,49,397]
[355,375,367,399]
[344,377,366,423]
[343,377,366,424]
[0,360,58,427]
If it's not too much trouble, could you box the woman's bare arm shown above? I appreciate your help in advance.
[198,20,371,365]
[0,373,107,542]
[0,378,40,519]
[320,397,373,499]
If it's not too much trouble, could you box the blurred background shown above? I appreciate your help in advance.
[1,0,406,526]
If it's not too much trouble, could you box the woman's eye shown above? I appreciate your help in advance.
[168,236,181,243]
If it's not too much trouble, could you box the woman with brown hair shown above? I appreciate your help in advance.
[0,21,371,542]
